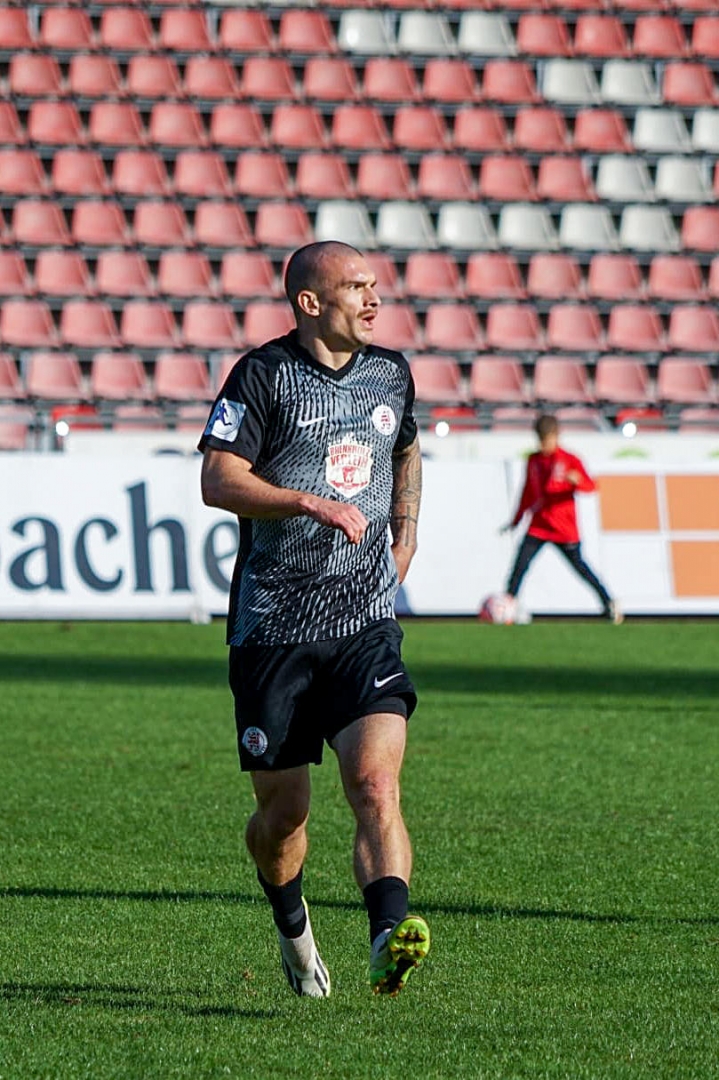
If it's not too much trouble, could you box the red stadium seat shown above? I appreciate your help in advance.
[422,60,480,104]
[210,105,267,150]
[10,54,62,97]
[648,256,704,302]
[28,102,84,146]
[0,353,25,398]
[72,201,128,247]
[490,407,538,432]
[633,16,688,58]
[185,58,240,101]
[692,17,719,59]
[304,59,359,102]
[90,103,145,148]
[587,255,643,301]
[514,108,569,152]
[1,301,56,348]
[270,105,327,151]
[681,208,719,253]
[363,59,420,103]
[219,11,274,53]
[194,202,254,249]
[481,61,541,104]
[486,304,542,351]
[35,251,91,297]
[121,302,178,349]
[356,154,413,201]
[424,304,482,351]
[254,203,312,248]
[662,63,717,107]
[410,357,466,405]
[112,151,170,198]
[240,58,295,102]
[52,150,108,197]
[295,153,353,199]
[0,8,33,49]
[554,406,605,431]
[393,107,449,152]
[330,106,391,151]
[26,353,84,401]
[69,55,122,99]
[112,405,165,432]
[134,202,190,248]
[538,157,595,202]
[470,357,526,403]
[278,11,336,54]
[150,103,206,149]
[546,305,603,351]
[365,254,402,301]
[657,357,715,404]
[0,103,26,146]
[12,201,70,246]
[220,252,278,300]
[527,254,583,300]
[479,156,535,202]
[40,8,93,50]
[159,9,213,52]
[668,307,719,352]
[0,253,30,297]
[574,16,629,58]
[453,108,510,152]
[174,152,232,199]
[404,254,463,300]
[96,251,153,298]
[91,353,148,401]
[466,254,525,300]
[574,109,631,152]
[372,304,422,352]
[0,151,45,196]
[708,257,719,300]
[100,7,153,51]
[236,152,292,199]
[678,408,719,432]
[158,252,214,299]
[154,354,212,402]
[533,357,593,404]
[243,302,295,347]
[60,301,120,349]
[517,14,572,56]
[607,305,665,352]
[416,155,475,201]
[126,56,182,99]
[183,304,242,350]
[594,357,652,404]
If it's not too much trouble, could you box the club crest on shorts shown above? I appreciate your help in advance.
[372,404,397,436]
[325,433,373,498]
[206,398,245,442]
[242,726,268,757]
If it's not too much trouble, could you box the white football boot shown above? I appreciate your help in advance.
[277,900,331,998]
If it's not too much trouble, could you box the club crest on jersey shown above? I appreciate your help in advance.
[372,404,397,436]
[205,398,245,442]
[242,726,268,757]
[325,433,373,498]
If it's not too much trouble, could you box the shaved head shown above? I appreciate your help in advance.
[285,241,364,312]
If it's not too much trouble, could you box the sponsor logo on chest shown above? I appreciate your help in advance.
[325,433,373,498]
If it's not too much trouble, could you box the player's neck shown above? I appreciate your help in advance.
[297,328,355,371]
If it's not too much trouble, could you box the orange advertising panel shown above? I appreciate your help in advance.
[665,476,719,531]
[597,475,659,531]
[671,541,719,597]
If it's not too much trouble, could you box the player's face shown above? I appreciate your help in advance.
[540,432,559,454]
[315,255,381,351]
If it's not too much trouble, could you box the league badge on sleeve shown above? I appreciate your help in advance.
[205,398,246,442]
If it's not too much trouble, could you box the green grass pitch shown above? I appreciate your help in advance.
[1,619,718,1080]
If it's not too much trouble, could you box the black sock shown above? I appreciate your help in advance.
[363,876,409,944]
[257,868,307,939]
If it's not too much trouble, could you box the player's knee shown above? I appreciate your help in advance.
[347,769,400,818]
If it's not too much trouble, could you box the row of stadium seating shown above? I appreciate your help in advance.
[2,9,718,58]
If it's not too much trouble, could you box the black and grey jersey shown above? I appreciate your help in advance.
[199,331,417,646]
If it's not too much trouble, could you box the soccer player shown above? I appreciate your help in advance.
[502,413,622,622]
[199,241,429,998]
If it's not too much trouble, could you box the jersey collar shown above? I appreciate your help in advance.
[287,331,362,381]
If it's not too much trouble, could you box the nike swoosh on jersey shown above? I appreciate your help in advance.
[297,416,327,428]
[373,672,404,688]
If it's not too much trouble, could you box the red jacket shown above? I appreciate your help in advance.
[511,447,596,544]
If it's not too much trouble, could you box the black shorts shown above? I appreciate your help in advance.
[229,618,417,772]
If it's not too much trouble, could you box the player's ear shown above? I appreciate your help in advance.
[296,289,320,318]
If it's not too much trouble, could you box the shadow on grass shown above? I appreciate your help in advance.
[3,885,718,928]
[0,981,276,1019]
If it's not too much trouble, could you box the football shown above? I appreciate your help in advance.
[478,593,518,625]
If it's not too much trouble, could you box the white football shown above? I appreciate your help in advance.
[478,593,518,625]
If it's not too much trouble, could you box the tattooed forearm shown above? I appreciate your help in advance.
[390,436,422,551]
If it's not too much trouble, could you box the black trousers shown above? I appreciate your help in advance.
[507,533,612,609]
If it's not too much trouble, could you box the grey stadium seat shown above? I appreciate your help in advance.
[595,155,655,203]
[559,205,619,251]
[619,206,680,252]
[600,60,660,106]
[436,203,497,251]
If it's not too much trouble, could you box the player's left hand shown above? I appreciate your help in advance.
[566,469,582,485]
[391,542,414,584]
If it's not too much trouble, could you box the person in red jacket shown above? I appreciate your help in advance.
[502,414,622,622]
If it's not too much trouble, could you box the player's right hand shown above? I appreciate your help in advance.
[301,494,369,544]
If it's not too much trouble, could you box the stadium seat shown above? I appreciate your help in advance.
[619,207,680,253]
[72,201,128,248]
[0,353,24,397]
[397,13,456,56]
[537,158,595,202]
[194,202,254,249]
[184,58,241,101]
[667,307,719,352]
[657,357,715,404]
[89,103,145,148]
[91,353,148,401]
[517,14,571,56]
[40,8,93,50]
[337,11,395,55]
[330,106,391,151]
[10,54,62,97]
[52,150,108,197]
[12,201,70,247]
[219,10,274,53]
[453,108,510,152]
[458,13,516,56]
[422,60,480,104]
[632,15,688,58]
[295,153,352,199]
[479,156,535,202]
[112,151,170,198]
[607,305,665,352]
[111,405,165,432]
[183,304,242,350]
[159,9,213,53]
[270,105,327,151]
[416,155,474,201]
[633,109,691,154]
[595,155,654,202]
[404,254,462,300]
[498,205,558,251]
[692,17,719,59]
[424,304,482,352]
[28,102,84,147]
[533,357,593,404]
[553,406,605,431]
[376,203,435,250]
[513,108,569,152]
[126,57,182,99]
[210,105,267,150]
[587,254,643,301]
[547,304,603,351]
[681,207,719,252]
[527,254,583,300]
[573,109,632,152]
[176,404,213,434]
[278,10,336,54]
[240,58,295,102]
[0,8,33,50]
[437,204,497,251]
[371,304,421,352]
[600,61,660,106]
[574,15,629,58]
[174,152,232,199]
[304,59,359,102]
[153,354,212,402]
[120,302,178,349]
[466,254,525,300]
[648,256,704,303]
[365,254,402,301]
[134,202,190,248]
[0,407,32,451]
[708,257,719,299]
[235,152,293,199]
[35,251,91,298]
[485,304,541,351]
[0,150,45,196]
[677,407,719,432]
[543,60,600,105]
[26,353,84,401]
[60,300,120,349]
[655,158,712,204]
[100,7,153,51]
[150,104,207,149]
[0,103,24,147]
[559,205,618,251]
[481,61,540,104]
[315,200,376,248]
[0,253,30,297]
[96,251,153,298]
[393,107,449,152]
[594,357,653,405]
[662,63,717,107]
[410,357,466,405]
[255,202,313,248]
[490,407,537,432]
[0,301,56,348]
[243,302,295,347]
[220,252,278,300]
[470,357,526,403]
[158,252,214,299]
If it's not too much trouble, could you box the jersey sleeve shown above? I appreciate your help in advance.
[569,454,596,493]
[198,352,273,463]
[394,364,418,453]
